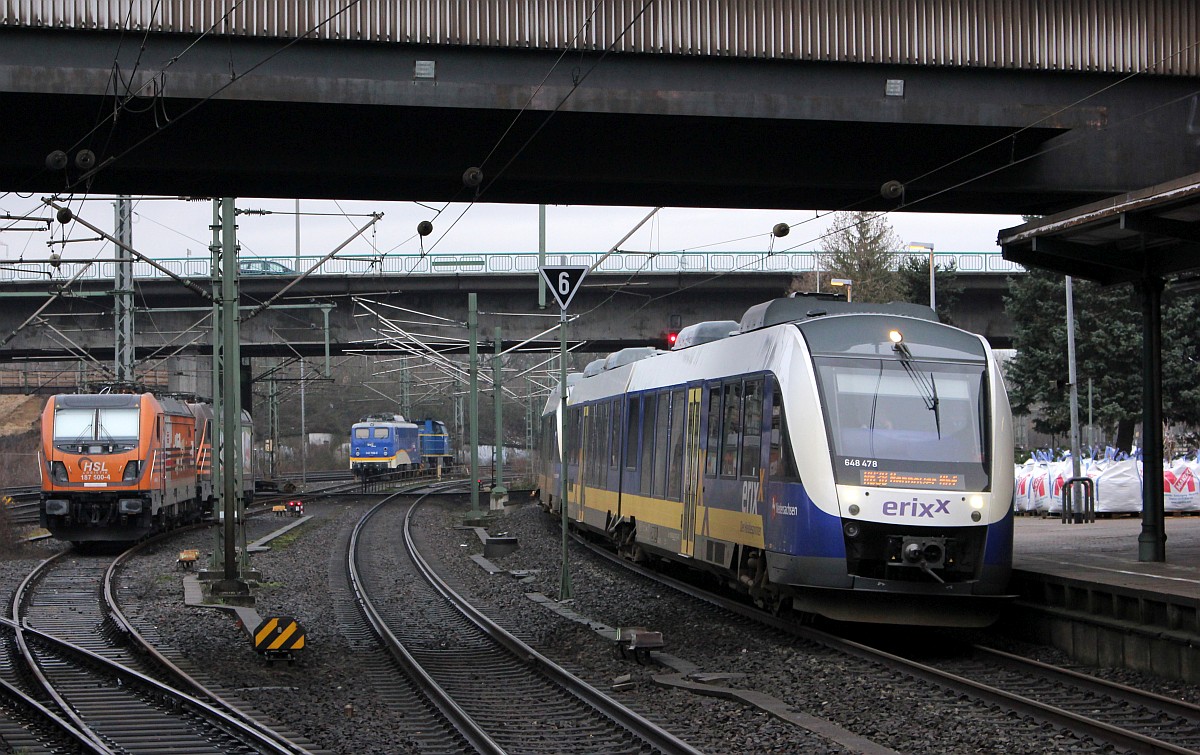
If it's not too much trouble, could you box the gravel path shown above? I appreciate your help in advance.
[1,498,1194,754]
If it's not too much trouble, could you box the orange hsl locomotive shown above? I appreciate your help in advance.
[39,392,215,542]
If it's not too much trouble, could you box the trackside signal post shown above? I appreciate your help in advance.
[539,264,588,601]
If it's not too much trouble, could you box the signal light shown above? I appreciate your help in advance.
[665,330,678,348]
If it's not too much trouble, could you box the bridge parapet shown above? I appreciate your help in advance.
[2,1,1194,76]
[8,251,1024,283]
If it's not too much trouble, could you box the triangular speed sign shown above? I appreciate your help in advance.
[539,265,589,310]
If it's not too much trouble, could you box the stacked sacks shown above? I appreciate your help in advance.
[1012,450,1200,514]
[1165,457,1200,512]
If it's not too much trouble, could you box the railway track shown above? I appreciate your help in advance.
[574,532,1200,755]
[10,538,320,754]
[349,490,703,755]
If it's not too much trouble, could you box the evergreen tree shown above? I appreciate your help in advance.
[1003,270,1200,447]
[819,212,904,303]
[897,256,963,324]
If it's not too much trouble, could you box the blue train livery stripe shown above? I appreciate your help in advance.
[763,481,846,559]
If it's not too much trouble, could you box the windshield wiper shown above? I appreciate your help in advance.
[894,344,942,438]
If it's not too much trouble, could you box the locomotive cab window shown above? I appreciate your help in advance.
[373,427,389,439]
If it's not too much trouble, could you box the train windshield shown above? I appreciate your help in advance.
[54,408,140,443]
[352,426,391,440]
[815,357,989,489]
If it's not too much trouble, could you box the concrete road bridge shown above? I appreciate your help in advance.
[0,252,1018,379]
[2,1,1199,214]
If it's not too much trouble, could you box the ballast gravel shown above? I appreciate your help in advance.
[1,498,1194,754]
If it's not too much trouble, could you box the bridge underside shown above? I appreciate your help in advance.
[2,29,1196,214]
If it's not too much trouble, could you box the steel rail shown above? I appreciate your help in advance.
[348,489,504,755]
[400,495,705,755]
[103,538,316,755]
[574,532,1200,755]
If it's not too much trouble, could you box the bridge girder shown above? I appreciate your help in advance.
[0,272,1013,369]
[2,29,1196,214]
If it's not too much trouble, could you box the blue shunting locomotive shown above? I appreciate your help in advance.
[349,414,452,478]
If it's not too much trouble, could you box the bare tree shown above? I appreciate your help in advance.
[819,212,904,303]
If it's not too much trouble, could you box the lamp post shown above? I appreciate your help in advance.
[830,278,852,302]
[907,241,936,312]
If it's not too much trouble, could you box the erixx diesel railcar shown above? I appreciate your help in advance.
[537,297,1014,627]
[39,392,253,543]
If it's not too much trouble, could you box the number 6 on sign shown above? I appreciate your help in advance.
[539,265,589,310]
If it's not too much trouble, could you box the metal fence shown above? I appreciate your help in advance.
[0,250,1024,282]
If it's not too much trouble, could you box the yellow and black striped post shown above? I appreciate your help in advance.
[253,617,306,655]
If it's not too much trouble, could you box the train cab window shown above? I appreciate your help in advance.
[354,428,370,439]
[640,394,657,496]
[740,379,763,478]
[769,384,799,480]
[98,408,140,441]
[705,387,721,477]
[720,383,743,477]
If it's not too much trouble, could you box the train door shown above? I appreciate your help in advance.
[680,387,703,558]
[577,405,589,518]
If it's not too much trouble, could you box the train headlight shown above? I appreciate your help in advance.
[118,499,143,514]
[847,504,860,516]
[970,495,984,509]
[971,511,982,522]
[49,461,68,483]
[43,499,68,516]
[888,330,903,344]
[843,521,862,539]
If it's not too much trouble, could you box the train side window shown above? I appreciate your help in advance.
[640,393,656,496]
[581,407,592,485]
[720,382,742,477]
[544,415,559,464]
[667,388,686,500]
[609,399,621,469]
[625,397,640,469]
[740,379,763,478]
[705,386,721,477]
[769,384,799,480]
[589,403,609,487]
[652,393,670,499]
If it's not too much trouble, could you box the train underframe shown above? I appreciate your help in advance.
[40,493,208,543]
[547,490,1009,627]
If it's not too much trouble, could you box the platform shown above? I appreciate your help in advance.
[1013,515,1200,600]
[1005,515,1200,682]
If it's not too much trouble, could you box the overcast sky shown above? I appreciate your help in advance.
[0,195,1023,265]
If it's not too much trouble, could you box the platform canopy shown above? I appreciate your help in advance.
[998,172,1200,286]
[998,172,1200,563]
